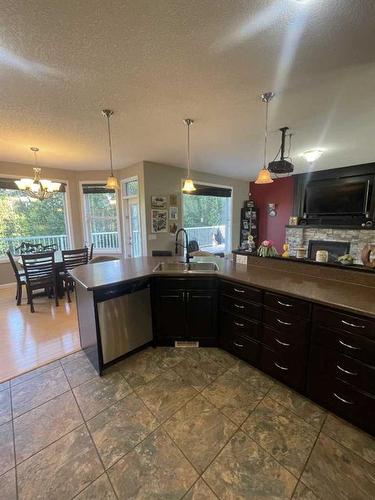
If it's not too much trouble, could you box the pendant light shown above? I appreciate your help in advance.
[15,147,61,200]
[255,92,274,184]
[102,109,120,190]
[182,118,196,193]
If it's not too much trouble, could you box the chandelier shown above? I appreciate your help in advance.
[15,147,61,200]
[102,109,120,190]
[255,92,274,184]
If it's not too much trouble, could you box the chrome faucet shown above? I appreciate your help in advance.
[175,228,191,263]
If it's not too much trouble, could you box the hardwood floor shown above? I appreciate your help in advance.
[0,285,80,383]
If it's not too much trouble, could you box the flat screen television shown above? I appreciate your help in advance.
[304,176,370,215]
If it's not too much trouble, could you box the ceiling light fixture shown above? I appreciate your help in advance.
[255,92,274,184]
[102,109,120,190]
[182,118,196,193]
[301,149,323,162]
[15,147,61,200]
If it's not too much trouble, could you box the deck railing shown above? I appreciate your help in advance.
[185,225,226,248]
[1,231,120,255]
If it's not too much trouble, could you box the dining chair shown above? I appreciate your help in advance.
[6,251,27,305]
[21,252,58,313]
[89,255,119,263]
[89,243,94,260]
[61,247,89,302]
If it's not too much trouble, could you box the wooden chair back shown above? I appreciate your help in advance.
[6,251,22,281]
[62,248,88,271]
[21,252,56,285]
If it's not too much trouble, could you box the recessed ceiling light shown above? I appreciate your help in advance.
[301,149,323,162]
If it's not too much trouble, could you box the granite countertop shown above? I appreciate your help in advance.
[69,256,375,319]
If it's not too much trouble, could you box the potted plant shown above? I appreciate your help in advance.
[257,240,278,258]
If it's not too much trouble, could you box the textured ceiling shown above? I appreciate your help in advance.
[0,0,375,179]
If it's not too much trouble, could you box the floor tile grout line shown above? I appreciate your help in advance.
[11,387,72,421]
[9,384,19,500]
[9,359,64,389]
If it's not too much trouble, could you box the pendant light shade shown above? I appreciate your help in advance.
[102,109,120,190]
[254,92,274,185]
[182,118,196,193]
[255,167,273,184]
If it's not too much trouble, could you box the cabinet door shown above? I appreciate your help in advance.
[155,291,186,341]
[186,290,217,341]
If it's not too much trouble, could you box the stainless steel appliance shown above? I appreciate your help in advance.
[96,281,153,364]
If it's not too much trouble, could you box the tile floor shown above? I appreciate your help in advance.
[1,347,375,499]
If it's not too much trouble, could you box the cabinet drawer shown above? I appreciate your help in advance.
[221,311,261,341]
[313,306,374,340]
[221,280,262,303]
[263,307,309,335]
[221,333,260,365]
[309,344,375,395]
[221,294,262,321]
[262,325,308,355]
[308,368,375,435]
[260,346,306,391]
[312,324,375,365]
[264,292,310,317]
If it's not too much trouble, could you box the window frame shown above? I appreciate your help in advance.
[181,178,233,254]
[121,176,143,258]
[79,180,122,255]
[0,172,74,262]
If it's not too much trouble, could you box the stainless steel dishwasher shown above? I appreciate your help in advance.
[96,280,153,364]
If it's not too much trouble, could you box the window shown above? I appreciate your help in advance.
[81,183,121,252]
[0,178,70,257]
[183,183,232,254]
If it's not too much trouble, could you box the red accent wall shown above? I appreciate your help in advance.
[249,177,295,253]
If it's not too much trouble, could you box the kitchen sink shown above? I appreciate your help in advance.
[153,261,219,273]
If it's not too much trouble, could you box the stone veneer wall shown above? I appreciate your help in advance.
[285,227,375,264]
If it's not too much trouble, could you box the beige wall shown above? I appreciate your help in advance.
[143,161,249,256]
[0,160,144,285]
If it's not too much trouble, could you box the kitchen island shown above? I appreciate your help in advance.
[70,255,375,434]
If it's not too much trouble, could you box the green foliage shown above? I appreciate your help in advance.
[183,194,227,227]
[0,189,68,254]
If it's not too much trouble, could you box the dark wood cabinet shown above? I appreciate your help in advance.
[152,275,375,436]
[152,277,218,346]
[308,305,375,435]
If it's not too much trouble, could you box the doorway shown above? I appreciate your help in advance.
[122,177,142,258]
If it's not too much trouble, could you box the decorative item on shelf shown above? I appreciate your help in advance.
[315,250,329,263]
[182,118,196,193]
[257,240,278,258]
[246,200,255,209]
[247,234,255,253]
[267,203,277,217]
[288,216,299,226]
[239,200,259,250]
[361,244,375,268]
[296,247,307,259]
[281,243,289,258]
[15,148,61,201]
[337,254,355,266]
[102,109,120,190]
[255,92,274,184]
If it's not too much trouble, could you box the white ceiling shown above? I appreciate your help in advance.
[1,0,375,180]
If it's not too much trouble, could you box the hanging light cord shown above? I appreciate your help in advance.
[263,99,269,169]
[187,121,191,176]
[106,114,114,176]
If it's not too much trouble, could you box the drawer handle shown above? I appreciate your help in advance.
[233,342,244,348]
[339,340,361,351]
[275,338,290,347]
[277,300,292,308]
[274,362,289,371]
[341,319,365,329]
[333,393,354,405]
[234,321,245,328]
[234,304,245,309]
[337,364,358,376]
[276,318,292,326]
[234,288,245,294]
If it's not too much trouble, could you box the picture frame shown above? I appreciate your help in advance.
[151,196,167,209]
[169,194,178,206]
[151,209,168,233]
[169,206,178,220]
